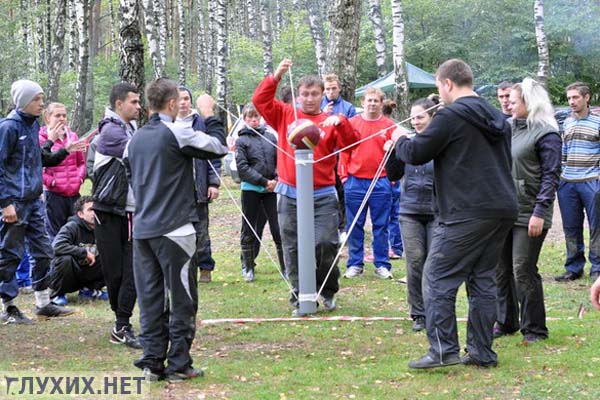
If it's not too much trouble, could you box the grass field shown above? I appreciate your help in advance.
[1,177,599,399]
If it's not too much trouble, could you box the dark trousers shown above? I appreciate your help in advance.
[193,203,215,271]
[399,214,435,319]
[557,180,600,275]
[388,182,403,256]
[94,211,136,329]
[240,190,284,272]
[278,194,340,303]
[497,227,548,338]
[133,234,198,375]
[49,255,105,297]
[423,218,513,365]
[0,199,53,302]
[45,192,79,241]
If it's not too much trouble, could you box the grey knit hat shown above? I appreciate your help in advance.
[11,79,44,109]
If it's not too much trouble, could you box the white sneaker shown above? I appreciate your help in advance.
[344,266,363,278]
[374,267,393,280]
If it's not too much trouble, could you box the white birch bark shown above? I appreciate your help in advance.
[119,0,146,121]
[391,0,409,120]
[67,0,79,69]
[305,0,326,77]
[20,0,36,74]
[215,0,228,120]
[177,0,187,84]
[71,0,91,133]
[47,0,67,102]
[154,0,167,71]
[534,0,549,87]
[260,0,272,75]
[369,0,387,77]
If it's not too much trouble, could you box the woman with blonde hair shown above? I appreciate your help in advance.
[495,78,561,343]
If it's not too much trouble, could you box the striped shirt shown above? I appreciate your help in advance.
[561,111,600,181]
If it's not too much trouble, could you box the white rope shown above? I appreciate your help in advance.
[288,67,298,121]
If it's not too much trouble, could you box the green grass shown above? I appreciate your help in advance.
[1,177,599,399]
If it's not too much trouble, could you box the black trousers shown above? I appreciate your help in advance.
[496,226,548,338]
[49,255,105,297]
[45,192,79,241]
[423,218,513,365]
[133,233,198,375]
[94,211,136,329]
[240,191,284,272]
[193,203,215,271]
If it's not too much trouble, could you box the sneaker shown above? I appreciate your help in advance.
[244,268,255,282]
[78,288,95,301]
[94,290,109,301]
[1,305,33,325]
[166,367,204,383]
[320,296,337,312]
[412,316,425,332]
[554,271,582,282]
[343,266,363,278]
[374,267,393,280]
[19,285,34,295]
[388,250,402,259]
[142,367,164,382]
[110,326,143,349]
[51,295,68,306]
[460,354,498,368]
[521,333,546,345]
[199,269,212,283]
[408,352,460,369]
[35,303,75,319]
[363,254,375,263]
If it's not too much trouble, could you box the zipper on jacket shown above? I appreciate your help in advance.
[20,145,26,198]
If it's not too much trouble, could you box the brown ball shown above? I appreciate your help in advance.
[287,119,322,150]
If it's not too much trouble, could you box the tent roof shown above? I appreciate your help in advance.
[355,63,436,97]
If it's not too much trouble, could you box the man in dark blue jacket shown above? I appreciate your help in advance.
[0,80,74,323]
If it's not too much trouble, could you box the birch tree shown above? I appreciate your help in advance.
[369,0,387,77]
[215,0,228,121]
[34,0,46,72]
[305,0,326,77]
[260,0,273,75]
[154,0,167,71]
[246,0,257,39]
[325,0,362,102]
[71,0,92,134]
[196,0,208,87]
[177,0,186,84]
[47,0,67,102]
[20,0,36,74]
[142,0,163,78]
[534,0,549,87]
[391,0,409,120]
[67,0,79,69]
[206,0,217,94]
[119,0,145,121]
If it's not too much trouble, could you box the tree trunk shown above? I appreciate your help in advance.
[47,0,67,103]
[215,0,228,121]
[154,0,167,73]
[274,0,284,37]
[534,0,549,87]
[206,0,217,94]
[368,0,387,77]
[260,0,272,75]
[391,0,409,120]
[108,0,117,55]
[46,0,52,68]
[305,0,326,77]
[324,0,362,102]
[71,0,91,134]
[142,0,163,78]
[67,0,79,69]
[89,0,101,58]
[246,0,257,39]
[34,0,46,72]
[177,0,186,84]
[196,0,208,88]
[20,0,36,74]
[119,0,146,122]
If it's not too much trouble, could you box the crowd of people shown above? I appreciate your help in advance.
[1,56,599,381]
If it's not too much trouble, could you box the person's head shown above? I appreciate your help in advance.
[109,82,140,123]
[145,78,180,119]
[178,86,193,117]
[497,81,512,114]
[382,99,396,117]
[279,85,293,104]
[410,97,439,134]
[361,88,384,119]
[566,81,591,116]
[297,75,324,115]
[435,59,474,105]
[43,103,68,133]
[242,103,261,129]
[510,78,558,130]
[11,79,44,116]
[75,195,95,228]
[323,74,341,101]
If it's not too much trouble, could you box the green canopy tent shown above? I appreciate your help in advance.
[355,63,436,97]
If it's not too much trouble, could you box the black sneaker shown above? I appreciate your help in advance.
[408,352,460,369]
[110,326,143,349]
[554,271,582,282]
[412,316,426,332]
[1,305,33,325]
[166,367,204,383]
[35,303,75,320]
[460,354,498,368]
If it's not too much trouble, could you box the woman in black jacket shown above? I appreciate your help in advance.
[235,104,285,282]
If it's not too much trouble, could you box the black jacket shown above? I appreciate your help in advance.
[235,126,278,187]
[386,154,435,216]
[395,96,518,223]
[190,113,223,203]
[53,215,96,265]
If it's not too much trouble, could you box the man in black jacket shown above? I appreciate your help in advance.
[49,196,105,304]
[125,78,227,382]
[394,59,518,369]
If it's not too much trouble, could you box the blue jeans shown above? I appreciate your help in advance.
[344,176,392,270]
[388,181,403,256]
[557,180,600,275]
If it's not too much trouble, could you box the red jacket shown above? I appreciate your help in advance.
[39,126,86,197]
[339,115,395,181]
[252,75,358,188]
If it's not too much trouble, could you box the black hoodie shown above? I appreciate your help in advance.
[52,215,96,265]
[395,96,518,223]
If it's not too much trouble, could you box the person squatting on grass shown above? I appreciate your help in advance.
[393,59,518,369]
[235,103,285,283]
[339,87,395,280]
[0,80,75,324]
[252,59,359,315]
[125,78,227,382]
[384,97,439,333]
[494,78,561,345]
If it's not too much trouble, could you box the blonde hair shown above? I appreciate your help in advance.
[362,87,384,102]
[323,74,340,85]
[512,78,558,131]
[43,102,67,124]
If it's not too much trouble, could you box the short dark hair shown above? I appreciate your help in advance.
[109,82,139,109]
[382,99,396,117]
[412,96,440,117]
[566,81,591,98]
[74,195,93,214]
[242,103,259,119]
[297,75,324,92]
[497,81,512,91]
[279,85,293,104]
[145,78,179,111]
[436,59,473,88]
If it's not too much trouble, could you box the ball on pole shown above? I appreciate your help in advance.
[287,119,322,150]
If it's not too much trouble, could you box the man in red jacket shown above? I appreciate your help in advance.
[253,59,358,315]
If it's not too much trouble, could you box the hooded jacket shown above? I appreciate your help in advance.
[235,125,278,187]
[53,215,96,265]
[395,96,518,223]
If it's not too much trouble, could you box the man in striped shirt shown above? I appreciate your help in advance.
[556,82,600,283]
